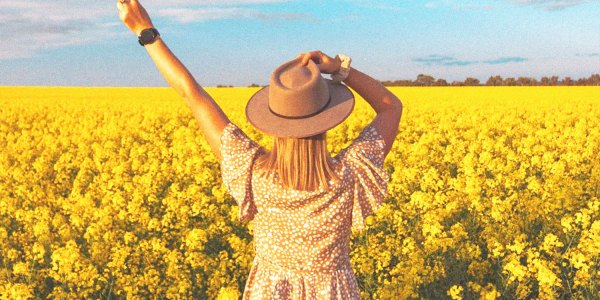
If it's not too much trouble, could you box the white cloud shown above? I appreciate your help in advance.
[412,55,529,66]
[146,0,289,4]
[423,1,496,11]
[0,1,119,59]
[511,0,592,10]
[157,7,250,23]
[424,0,591,11]
[0,0,297,60]
[157,7,312,23]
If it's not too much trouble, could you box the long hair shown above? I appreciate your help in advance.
[257,132,339,191]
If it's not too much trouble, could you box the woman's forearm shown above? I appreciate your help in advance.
[343,65,402,155]
[343,67,403,114]
[143,36,230,157]
[143,36,201,102]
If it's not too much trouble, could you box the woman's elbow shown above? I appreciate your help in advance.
[384,93,403,112]
[387,95,403,122]
[393,95,403,111]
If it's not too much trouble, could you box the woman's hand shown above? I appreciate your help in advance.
[116,0,154,35]
[297,50,341,74]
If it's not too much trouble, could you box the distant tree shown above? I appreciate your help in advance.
[541,76,560,86]
[464,77,480,86]
[416,74,435,86]
[379,73,599,87]
[586,74,600,85]
[540,76,551,86]
[382,80,415,86]
[575,74,600,85]
[530,77,538,86]
[561,77,574,86]
[434,79,448,86]
[486,75,503,86]
[516,77,537,86]
[503,77,517,86]
[516,77,527,86]
[249,83,260,87]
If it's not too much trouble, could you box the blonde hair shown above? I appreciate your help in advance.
[257,132,339,191]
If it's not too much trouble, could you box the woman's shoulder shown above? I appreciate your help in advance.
[335,123,384,158]
[221,122,266,159]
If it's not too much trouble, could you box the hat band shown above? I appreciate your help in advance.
[268,95,332,120]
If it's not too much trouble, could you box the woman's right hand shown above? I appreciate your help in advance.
[117,0,154,36]
[297,50,341,74]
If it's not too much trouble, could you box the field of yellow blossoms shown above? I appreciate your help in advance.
[0,86,598,299]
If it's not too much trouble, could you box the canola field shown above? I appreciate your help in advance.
[0,86,598,299]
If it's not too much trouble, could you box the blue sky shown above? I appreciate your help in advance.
[0,0,598,87]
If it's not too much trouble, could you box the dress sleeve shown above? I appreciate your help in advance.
[220,122,263,222]
[341,122,389,231]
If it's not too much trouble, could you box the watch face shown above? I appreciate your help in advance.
[140,29,156,44]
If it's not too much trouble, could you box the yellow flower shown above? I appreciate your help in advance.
[447,285,464,300]
[217,286,241,300]
[12,262,30,277]
[1,86,598,299]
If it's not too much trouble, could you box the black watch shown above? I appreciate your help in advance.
[138,28,160,46]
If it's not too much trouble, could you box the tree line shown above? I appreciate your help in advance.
[380,73,600,86]
[231,74,599,88]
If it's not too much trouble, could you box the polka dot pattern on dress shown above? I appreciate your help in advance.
[220,121,389,300]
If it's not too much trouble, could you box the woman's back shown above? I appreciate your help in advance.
[221,121,388,299]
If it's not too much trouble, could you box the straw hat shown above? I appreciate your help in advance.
[245,57,354,138]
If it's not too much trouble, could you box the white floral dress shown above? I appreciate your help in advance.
[220,121,389,300]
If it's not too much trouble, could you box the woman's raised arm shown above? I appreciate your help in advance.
[117,0,230,159]
[298,50,403,157]
[342,67,403,157]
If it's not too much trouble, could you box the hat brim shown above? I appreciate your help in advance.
[246,79,355,138]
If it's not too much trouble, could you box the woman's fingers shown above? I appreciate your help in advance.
[117,0,127,11]
[299,50,323,66]
[295,50,341,73]
[117,1,125,16]
[309,51,324,65]
[300,53,311,66]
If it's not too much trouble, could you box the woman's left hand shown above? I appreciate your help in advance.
[296,50,341,75]
[116,0,154,35]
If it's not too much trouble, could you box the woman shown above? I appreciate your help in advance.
[117,0,402,298]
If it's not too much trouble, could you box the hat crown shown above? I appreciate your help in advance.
[279,66,311,89]
[268,58,329,118]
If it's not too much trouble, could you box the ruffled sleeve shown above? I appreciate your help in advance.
[341,122,389,231]
[220,122,263,222]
